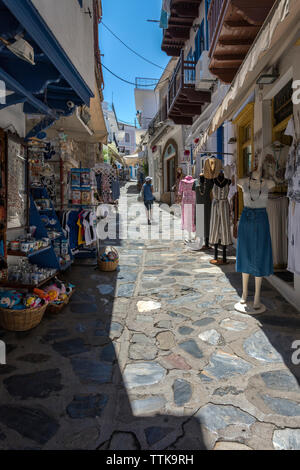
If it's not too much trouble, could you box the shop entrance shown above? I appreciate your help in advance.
[163,141,178,196]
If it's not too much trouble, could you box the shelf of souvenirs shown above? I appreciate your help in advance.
[0,271,59,291]
[7,245,52,258]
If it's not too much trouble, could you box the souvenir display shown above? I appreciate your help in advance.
[7,259,57,286]
[94,163,120,204]
[7,236,50,254]
[70,168,94,206]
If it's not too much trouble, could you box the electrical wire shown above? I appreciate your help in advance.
[101,22,165,70]
[102,63,168,87]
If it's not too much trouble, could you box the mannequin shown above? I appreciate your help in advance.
[188,156,222,250]
[173,167,184,204]
[178,175,196,241]
[189,172,214,250]
[209,170,232,264]
[235,167,275,313]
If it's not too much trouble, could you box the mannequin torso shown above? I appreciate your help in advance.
[238,171,275,208]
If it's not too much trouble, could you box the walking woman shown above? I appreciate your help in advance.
[143,176,155,225]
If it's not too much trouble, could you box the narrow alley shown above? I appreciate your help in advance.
[0,182,299,450]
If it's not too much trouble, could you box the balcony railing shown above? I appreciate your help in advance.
[207,0,276,83]
[167,50,196,112]
[148,100,168,137]
[135,77,159,90]
[207,0,228,57]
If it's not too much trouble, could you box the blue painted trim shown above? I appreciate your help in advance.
[0,92,26,109]
[25,116,58,141]
[217,125,224,162]
[0,66,56,116]
[2,0,94,105]
[205,0,211,50]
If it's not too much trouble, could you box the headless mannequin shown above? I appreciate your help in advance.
[199,174,212,250]
[188,173,210,250]
[188,158,220,250]
[181,175,195,243]
[235,168,275,313]
[210,171,231,265]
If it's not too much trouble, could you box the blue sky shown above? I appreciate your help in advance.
[100,0,169,126]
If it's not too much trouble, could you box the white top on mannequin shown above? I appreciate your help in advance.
[237,170,275,209]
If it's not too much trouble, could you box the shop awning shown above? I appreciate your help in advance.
[30,83,108,144]
[0,0,94,133]
[195,0,296,153]
[123,153,143,167]
[107,144,126,166]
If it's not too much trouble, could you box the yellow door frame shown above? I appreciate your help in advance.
[233,102,255,215]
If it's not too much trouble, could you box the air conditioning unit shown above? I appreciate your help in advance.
[195,51,215,91]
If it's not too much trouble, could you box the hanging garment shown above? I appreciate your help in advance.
[203,157,222,179]
[193,176,214,240]
[77,210,85,246]
[95,172,102,193]
[236,207,273,277]
[209,182,232,246]
[101,173,113,203]
[111,178,120,201]
[178,176,196,232]
[267,196,289,268]
[288,201,300,276]
[66,210,80,250]
[82,211,97,246]
[173,173,184,204]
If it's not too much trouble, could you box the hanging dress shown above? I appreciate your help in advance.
[178,176,196,232]
[209,181,232,246]
[193,176,214,240]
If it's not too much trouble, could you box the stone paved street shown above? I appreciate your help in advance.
[0,183,300,450]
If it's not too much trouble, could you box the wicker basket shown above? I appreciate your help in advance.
[0,303,47,332]
[46,288,75,315]
[97,247,119,272]
[97,258,119,272]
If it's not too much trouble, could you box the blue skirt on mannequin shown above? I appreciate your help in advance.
[236,207,273,277]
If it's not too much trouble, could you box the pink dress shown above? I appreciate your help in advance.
[179,176,196,232]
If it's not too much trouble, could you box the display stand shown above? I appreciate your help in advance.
[94,163,119,204]
[234,302,266,314]
[30,187,73,271]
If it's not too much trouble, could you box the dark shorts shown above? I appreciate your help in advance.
[144,200,153,210]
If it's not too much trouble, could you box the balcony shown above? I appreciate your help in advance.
[161,0,203,57]
[208,0,276,83]
[167,50,211,125]
[148,99,168,137]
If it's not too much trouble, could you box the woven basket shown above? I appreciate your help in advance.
[97,258,119,272]
[0,303,47,332]
[46,288,75,315]
[97,247,119,272]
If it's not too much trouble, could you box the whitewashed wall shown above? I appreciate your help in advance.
[32,0,95,93]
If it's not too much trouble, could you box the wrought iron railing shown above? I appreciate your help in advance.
[148,99,168,136]
[167,50,196,112]
[135,77,160,90]
[207,0,228,54]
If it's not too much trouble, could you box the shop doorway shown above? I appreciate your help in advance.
[163,141,178,196]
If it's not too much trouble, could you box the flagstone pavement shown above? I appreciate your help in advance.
[0,182,300,450]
